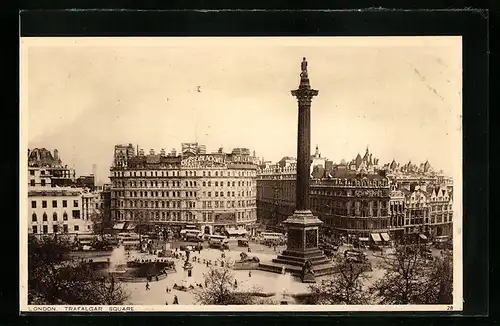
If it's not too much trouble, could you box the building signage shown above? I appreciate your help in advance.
[354,189,388,197]
[214,212,236,224]
[181,155,226,168]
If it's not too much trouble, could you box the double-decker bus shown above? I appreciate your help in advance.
[208,235,229,249]
[259,232,285,244]
[180,229,203,242]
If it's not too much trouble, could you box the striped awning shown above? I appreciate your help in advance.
[419,234,428,240]
[126,223,136,230]
[380,233,390,242]
[371,233,382,242]
[113,223,125,230]
[358,237,369,242]
[226,229,246,235]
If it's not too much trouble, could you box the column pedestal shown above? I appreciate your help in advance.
[270,210,334,283]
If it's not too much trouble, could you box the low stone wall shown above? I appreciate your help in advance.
[115,268,176,283]
[232,262,260,270]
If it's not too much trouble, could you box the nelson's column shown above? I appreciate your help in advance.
[270,58,334,283]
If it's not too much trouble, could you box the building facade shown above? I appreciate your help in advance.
[109,144,258,235]
[27,148,94,236]
[28,187,92,235]
[257,147,454,241]
[257,163,393,240]
[28,148,76,188]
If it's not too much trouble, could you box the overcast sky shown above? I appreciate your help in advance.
[21,37,462,184]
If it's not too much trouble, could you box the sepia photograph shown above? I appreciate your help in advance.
[20,36,462,312]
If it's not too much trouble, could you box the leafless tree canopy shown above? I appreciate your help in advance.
[371,244,452,305]
[28,235,129,305]
[194,260,261,305]
[309,253,371,305]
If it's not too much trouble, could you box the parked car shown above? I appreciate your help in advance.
[369,244,383,252]
[179,245,194,251]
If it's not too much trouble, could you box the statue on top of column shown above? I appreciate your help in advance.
[301,57,308,76]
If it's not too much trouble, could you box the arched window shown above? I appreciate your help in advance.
[215,181,218,186]
[203,181,206,187]
[63,212,68,220]
[43,212,47,221]
[32,213,37,222]
[208,171,211,177]
[53,212,58,221]
[208,181,211,186]
[215,171,218,176]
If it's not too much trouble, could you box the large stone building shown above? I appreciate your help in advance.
[109,143,258,235]
[28,148,76,188]
[27,148,92,235]
[257,147,454,241]
[257,155,392,241]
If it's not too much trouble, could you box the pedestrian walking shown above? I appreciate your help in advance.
[234,279,238,288]
[173,295,179,304]
[248,271,252,277]
[145,282,150,291]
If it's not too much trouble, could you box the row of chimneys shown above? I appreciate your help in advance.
[136,147,256,157]
[138,148,176,156]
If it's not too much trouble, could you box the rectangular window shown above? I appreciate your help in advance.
[42,200,47,208]
[31,201,36,208]
[41,179,46,186]
[72,210,81,219]
[29,170,35,175]
[74,225,79,231]
[62,200,67,207]
[53,225,59,233]
[52,200,57,208]
[32,226,38,234]
[63,224,68,233]
[43,225,48,234]
[30,180,35,186]
[73,200,79,207]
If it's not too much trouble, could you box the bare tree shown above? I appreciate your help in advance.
[309,253,371,305]
[370,244,434,304]
[28,235,129,305]
[420,249,453,304]
[195,260,256,305]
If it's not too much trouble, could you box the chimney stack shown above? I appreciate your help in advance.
[54,149,59,160]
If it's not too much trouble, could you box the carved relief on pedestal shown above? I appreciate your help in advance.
[287,228,303,250]
[305,229,318,249]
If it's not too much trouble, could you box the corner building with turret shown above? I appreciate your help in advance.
[109,144,258,236]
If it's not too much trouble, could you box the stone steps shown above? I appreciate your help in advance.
[258,261,336,278]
